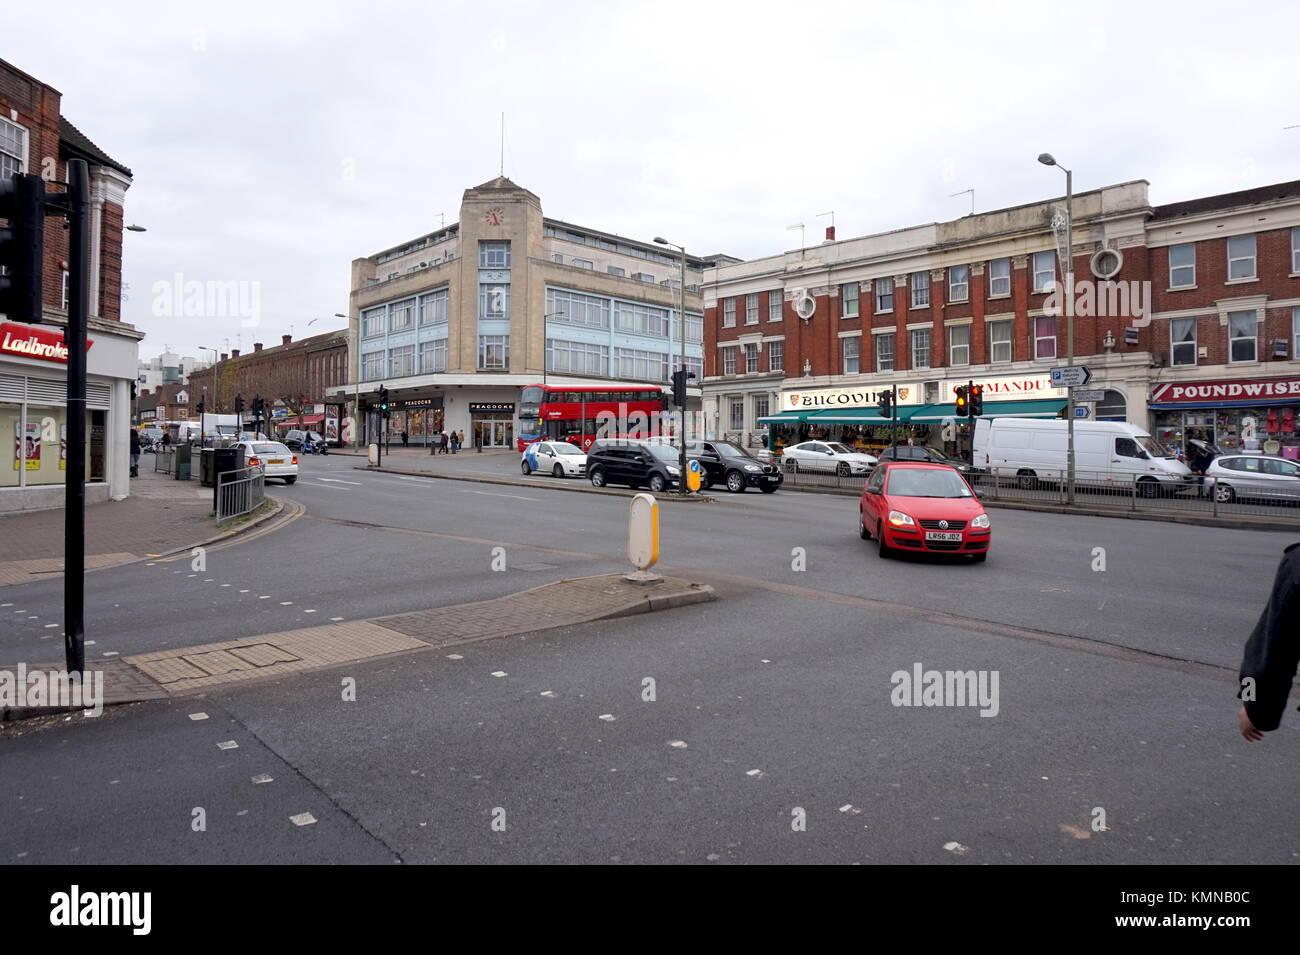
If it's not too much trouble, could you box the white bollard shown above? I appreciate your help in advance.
[625,492,662,584]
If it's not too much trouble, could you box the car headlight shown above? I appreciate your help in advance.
[972,514,991,529]
[667,466,680,475]
[744,464,761,472]
[887,510,915,527]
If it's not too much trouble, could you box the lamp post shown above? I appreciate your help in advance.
[1038,152,1075,504]
[655,236,689,493]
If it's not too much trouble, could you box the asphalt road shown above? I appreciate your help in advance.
[2,451,1297,863]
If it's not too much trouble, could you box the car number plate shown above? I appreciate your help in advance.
[765,475,779,482]
[925,531,962,542]
[269,459,284,465]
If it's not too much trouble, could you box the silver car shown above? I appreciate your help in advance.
[782,441,878,476]
[1204,454,1300,504]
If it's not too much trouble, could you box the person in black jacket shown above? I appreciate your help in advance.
[129,428,141,477]
[1238,542,1300,741]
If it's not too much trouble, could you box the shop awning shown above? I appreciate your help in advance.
[909,399,1067,421]
[805,407,926,424]
[757,411,814,425]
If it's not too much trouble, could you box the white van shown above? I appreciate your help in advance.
[973,417,1193,495]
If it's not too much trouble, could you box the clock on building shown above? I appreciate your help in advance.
[484,208,504,226]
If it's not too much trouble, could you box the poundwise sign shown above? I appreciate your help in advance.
[1150,376,1300,405]
[0,323,94,364]
[782,383,924,411]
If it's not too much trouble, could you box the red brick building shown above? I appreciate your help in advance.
[704,179,1300,461]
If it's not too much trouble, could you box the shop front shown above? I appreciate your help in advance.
[470,401,515,449]
[1150,375,1300,459]
[386,398,445,446]
[760,383,926,456]
[1,320,138,513]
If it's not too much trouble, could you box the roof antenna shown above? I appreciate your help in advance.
[949,187,975,215]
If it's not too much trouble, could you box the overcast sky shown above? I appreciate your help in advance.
[10,0,1300,361]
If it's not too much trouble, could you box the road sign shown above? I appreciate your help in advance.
[1074,406,1091,418]
[1050,366,1093,388]
[686,458,702,492]
[1073,389,1105,403]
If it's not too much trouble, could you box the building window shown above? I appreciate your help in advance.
[1227,234,1256,280]
[841,283,859,318]
[615,301,670,337]
[607,266,626,277]
[572,258,594,270]
[419,338,447,374]
[875,278,894,313]
[988,258,1011,297]
[615,347,669,382]
[546,287,610,329]
[389,298,415,331]
[685,355,703,381]
[552,253,563,264]
[478,335,510,370]
[479,240,511,269]
[547,339,609,376]
[1034,316,1057,359]
[479,284,510,320]
[768,339,784,372]
[754,394,769,421]
[0,117,26,177]
[1032,252,1056,293]
[910,272,930,308]
[723,298,736,327]
[1293,308,1300,358]
[746,293,759,324]
[1228,311,1257,363]
[729,398,744,431]
[1171,317,1197,366]
[911,328,931,369]
[722,346,737,375]
[361,350,385,380]
[988,320,1012,362]
[61,270,69,310]
[875,334,894,372]
[362,307,385,338]
[769,290,783,322]
[948,265,969,302]
[744,342,760,372]
[1293,229,1300,274]
[419,290,448,325]
[949,324,970,366]
[680,312,704,344]
[1169,244,1196,288]
[842,336,860,374]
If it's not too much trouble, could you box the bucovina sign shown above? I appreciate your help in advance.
[782,383,924,410]
[0,323,94,364]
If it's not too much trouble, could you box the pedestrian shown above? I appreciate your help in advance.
[129,428,140,477]
[457,430,465,452]
[161,431,171,448]
[401,430,409,448]
[449,430,458,453]
[438,430,447,454]
[1238,542,1300,741]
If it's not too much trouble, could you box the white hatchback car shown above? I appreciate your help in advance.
[521,440,588,478]
[782,440,878,476]
[237,441,298,484]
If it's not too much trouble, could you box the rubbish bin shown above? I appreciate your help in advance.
[210,446,246,512]
[174,443,192,481]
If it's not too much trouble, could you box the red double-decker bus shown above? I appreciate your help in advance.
[517,384,670,451]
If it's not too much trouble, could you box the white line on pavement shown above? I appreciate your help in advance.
[316,477,365,485]
[458,489,539,502]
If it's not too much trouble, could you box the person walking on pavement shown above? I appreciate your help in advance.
[129,428,141,477]
[161,431,171,448]
[1238,542,1300,741]
[401,430,409,448]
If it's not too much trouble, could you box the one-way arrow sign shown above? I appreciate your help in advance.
[1050,365,1093,388]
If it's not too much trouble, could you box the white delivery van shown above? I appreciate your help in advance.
[973,417,1192,495]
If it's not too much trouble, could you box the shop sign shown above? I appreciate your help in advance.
[469,402,515,413]
[781,383,924,411]
[1,323,94,364]
[392,398,443,410]
[1150,376,1300,405]
[940,374,1066,401]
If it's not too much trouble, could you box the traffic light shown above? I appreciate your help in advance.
[234,394,245,415]
[671,369,687,407]
[877,388,893,418]
[252,395,263,415]
[196,401,206,416]
[378,385,390,419]
[954,385,968,417]
[968,383,984,417]
[0,173,47,325]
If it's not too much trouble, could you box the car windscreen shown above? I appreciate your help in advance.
[826,443,854,454]
[647,444,679,463]
[551,442,582,455]
[251,444,290,454]
[885,467,973,498]
[710,442,751,458]
[1137,435,1173,458]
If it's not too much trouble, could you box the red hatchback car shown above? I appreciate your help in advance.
[859,461,990,561]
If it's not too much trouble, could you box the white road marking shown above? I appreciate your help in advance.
[307,481,351,491]
[598,714,616,722]
[101,651,119,657]
[316,477,364,485]
[446,654,463,660]
[491,670,507,677]
[540,690,557,698]
[746,769,764,778]
[239,589,250,593]
[289,812,317,826]
[258,595,271,599]
[44,623,58,629]
[251,774,273,784]
[459,489,539,501]
[189,712,209,721]
[669,740,688,748]
[217,740,238,751]
[280,601,293,606]
[303,609,317,613]
[329,616,344,621]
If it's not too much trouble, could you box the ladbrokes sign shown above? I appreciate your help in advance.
[782,383,924,411]
[0,323,93,364]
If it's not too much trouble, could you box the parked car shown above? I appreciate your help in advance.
[521,440,587,478]
[1203,454,1300,504]
[587,439,680,492]
[859,462,990,562]
[876,444,980,480]
[685,439,782,493]
[235,441,298,484]
[282,429,325,452]
[782,440,878,476]
[973,417,1193,496]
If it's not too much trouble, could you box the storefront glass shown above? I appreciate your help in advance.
[3,404,105,488]
[1155,407,1300,459]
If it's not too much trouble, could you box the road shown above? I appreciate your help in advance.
[2,451,1297,863]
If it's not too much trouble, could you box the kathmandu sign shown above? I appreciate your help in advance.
[1150,376,1300,404]
[940,374,1066,401]
[0,323,94,364]
[782,383,924,411]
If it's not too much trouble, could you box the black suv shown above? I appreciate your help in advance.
[686,440,783,493]
[587,440,681,492]
[876,444,979,480]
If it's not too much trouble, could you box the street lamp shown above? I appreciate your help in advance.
[1038,152,1076,504]
[654,236,689,493]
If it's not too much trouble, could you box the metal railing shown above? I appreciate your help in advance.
[153,447,173,474]
[215,466,265,525]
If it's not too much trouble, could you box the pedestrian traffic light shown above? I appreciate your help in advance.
[0,173,47,325]
[954,385,968,416]
[969,383,984,417]
[671,369,688,407]
[877,388,893,418]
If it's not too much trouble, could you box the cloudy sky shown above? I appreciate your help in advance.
[9,0,1300,361]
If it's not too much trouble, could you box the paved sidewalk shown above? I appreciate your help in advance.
[0,458,276,587]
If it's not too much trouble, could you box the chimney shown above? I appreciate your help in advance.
[254,342,263,352]
[825,225,836,241]
[282,334,292,346]
[220,353,228,361]
[230,349,240,358]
